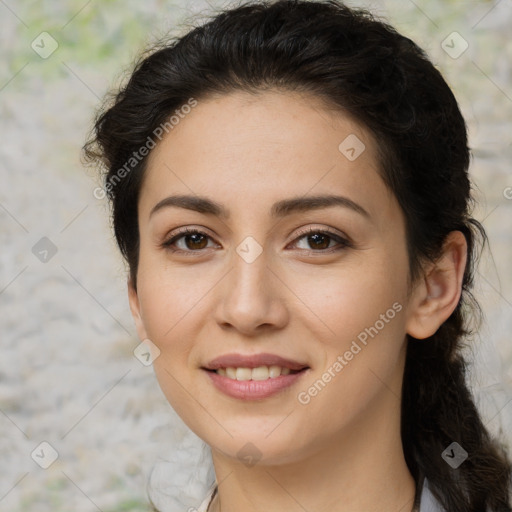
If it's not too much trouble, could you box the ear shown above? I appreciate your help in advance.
[128,278,149,341]
[405,231,467,339]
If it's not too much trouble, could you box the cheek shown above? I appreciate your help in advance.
[136,274,207,425]
[136,261,213,342]
[293,294,407,442]
[293,253,409,414]
[287,253,408,347]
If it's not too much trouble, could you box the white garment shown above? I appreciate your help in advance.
[418,477,447,512]
[195,476,447,512]
[196,482,216,512]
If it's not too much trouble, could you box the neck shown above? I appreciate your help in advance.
[209,375,416,512]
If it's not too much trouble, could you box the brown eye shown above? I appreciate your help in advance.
[182,232,208,250]
[306,233,331,250]
[292,228,351,253]
[162,228,217,253]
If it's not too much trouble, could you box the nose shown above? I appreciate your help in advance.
[213,247,289,336]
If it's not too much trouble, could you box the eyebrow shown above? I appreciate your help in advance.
[149,194,370,220]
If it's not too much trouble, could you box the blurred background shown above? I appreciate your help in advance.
[0,0,511,511]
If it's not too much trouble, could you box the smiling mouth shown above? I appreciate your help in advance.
[204,365,308,381]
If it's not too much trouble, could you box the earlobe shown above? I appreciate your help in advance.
[405,231,467,340]
[127,279,148,341]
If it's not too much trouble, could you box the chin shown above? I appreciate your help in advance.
[207,428,309,467]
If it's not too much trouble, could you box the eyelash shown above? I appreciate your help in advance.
[161,226,352,255]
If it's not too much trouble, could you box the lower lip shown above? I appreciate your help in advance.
[204,369,308,400]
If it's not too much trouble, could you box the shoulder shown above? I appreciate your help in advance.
[193,478,500,512]
[196,478,447,512]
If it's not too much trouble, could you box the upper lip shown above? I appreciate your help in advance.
[203,353,309,371]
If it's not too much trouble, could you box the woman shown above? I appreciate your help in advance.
[83,1,512,511]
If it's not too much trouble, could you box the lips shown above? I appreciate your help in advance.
[203,352,309,371]
[202,352,310,400]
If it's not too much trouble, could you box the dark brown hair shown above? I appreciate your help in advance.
[83,1,512,510]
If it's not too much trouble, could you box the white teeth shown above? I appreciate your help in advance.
[215,365,297,380]
[268,365,281,378]
[235,367,252,381]
[251,366,269,381]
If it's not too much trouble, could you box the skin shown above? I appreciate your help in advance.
[128,90,467,512]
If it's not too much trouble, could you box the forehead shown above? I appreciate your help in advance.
[139,89,393,221]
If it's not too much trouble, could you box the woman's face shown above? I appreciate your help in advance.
[129,90,414,465]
